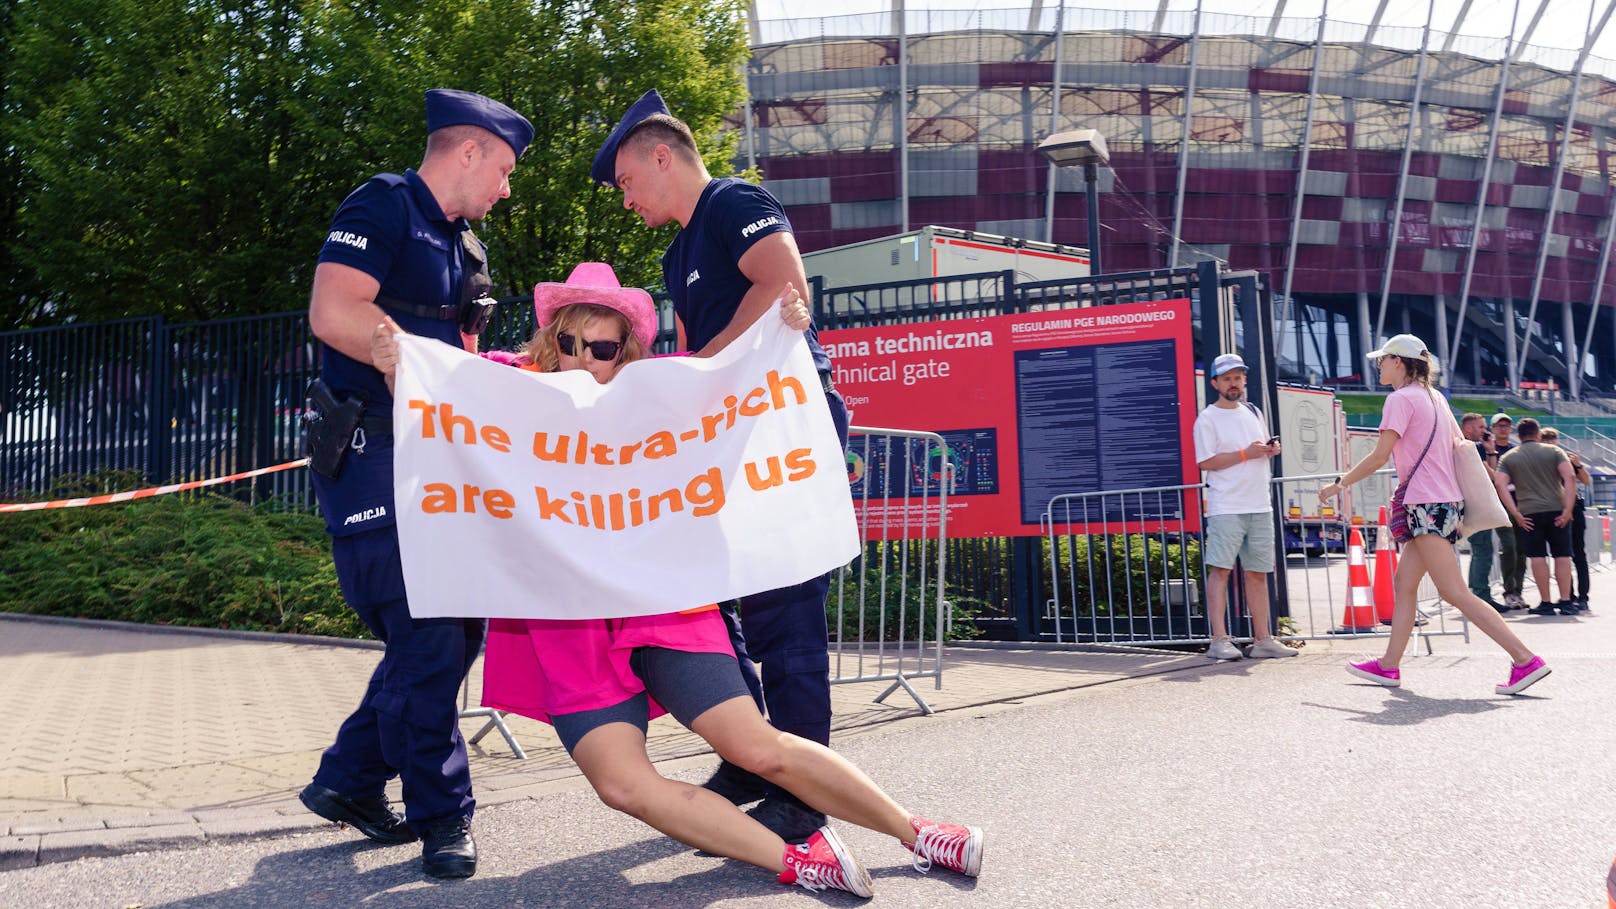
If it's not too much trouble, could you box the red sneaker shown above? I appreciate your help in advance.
[906,816,983,877]
[778,826,873,898]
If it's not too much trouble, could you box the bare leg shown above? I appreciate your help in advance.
[1529,557,1552,603]
[1386,535,1535,666]
[1243,571,1274,640]
[1206,566,1233,638]
[691,697,916,844]
[1378,542,1427,669]
[570,722,787,872]
[1553,556,1573,601]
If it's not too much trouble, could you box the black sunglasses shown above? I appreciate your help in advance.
[556,332,625,362]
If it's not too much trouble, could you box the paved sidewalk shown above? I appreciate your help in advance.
[2,580,1604,872]
[0,615,1212,871]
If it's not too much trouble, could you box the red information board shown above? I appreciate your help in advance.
[824,298,1199,538]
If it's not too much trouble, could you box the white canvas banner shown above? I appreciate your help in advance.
[393,312,859,619]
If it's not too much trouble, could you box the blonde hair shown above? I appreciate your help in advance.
[1385,352,1439,388]
[523,303,649,377]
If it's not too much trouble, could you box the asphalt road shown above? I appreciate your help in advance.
[2,632,1610,909]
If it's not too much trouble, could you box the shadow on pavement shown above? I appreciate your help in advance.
[1301,686,1514,726]
[146,835,822,908]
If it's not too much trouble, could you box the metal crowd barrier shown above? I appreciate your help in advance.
[832,426,951,714]
[1042,483,1207,645]
[1272,470,1468,650]
[1041,472,1477,650]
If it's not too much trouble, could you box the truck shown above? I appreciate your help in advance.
[801,225,1091,290]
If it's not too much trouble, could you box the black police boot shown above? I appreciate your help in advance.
[421,816,477,879]
[701,759,769,806]
[745,794,826,845]
[299,783,417,845]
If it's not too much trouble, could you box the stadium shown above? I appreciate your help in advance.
[733,0,1616,397]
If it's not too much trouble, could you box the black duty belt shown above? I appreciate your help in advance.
[360,411,394,436]
[376,293,458,321]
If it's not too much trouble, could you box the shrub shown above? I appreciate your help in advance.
[827,541,983,643]
[0,472,363,637]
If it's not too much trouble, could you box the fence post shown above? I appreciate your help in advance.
[148,315,171,484]
[1011,536,1043,639]
[810,274,830,329]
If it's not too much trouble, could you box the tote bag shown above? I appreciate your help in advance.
[1454,438,1510,539]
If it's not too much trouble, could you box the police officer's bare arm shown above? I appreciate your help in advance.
[688,232,809,358]
[309,262,390,364]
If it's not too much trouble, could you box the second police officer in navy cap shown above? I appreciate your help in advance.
[299,88,533,879]
[592,89,849,843]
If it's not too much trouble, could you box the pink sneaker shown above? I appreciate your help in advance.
[778,826,873,898]
[1496,655,1551,695]
[1346,658,1401,688]
[906,816,983,877]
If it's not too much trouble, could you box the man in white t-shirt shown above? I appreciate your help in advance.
[1192,353,1297,661]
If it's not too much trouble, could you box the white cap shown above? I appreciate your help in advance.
[1210,353,1247,377]
[1367,334,1429,360]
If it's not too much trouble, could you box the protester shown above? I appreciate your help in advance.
[1459,412,1506,612]
[371,263,984,900]
[1490,412,1528,609]
[592,89,849,840]
[1191,353,1296,661]
[1320,335,1550,695]
[1499,421,1578,615]
[1540,428,1593,610]
[298,88,533,879]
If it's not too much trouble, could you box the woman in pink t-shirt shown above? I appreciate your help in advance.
[1319,334,1549,696]
[373,262,982,898]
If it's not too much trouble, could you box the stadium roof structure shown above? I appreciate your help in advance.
[726,0,1616,393]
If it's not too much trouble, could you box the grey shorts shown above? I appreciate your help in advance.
[1204,512,1276,573]
[550,649,752,754]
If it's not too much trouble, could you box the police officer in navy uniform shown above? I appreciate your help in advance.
[299,88,532,879]
[593,89,849,843]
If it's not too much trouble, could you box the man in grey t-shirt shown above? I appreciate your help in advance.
[1494,418,1575,614]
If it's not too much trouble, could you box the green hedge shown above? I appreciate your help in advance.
[0,472,364,637]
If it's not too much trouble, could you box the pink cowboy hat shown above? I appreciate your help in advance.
[532,262,657,347]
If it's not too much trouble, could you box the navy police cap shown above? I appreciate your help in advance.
[591,89,671,188]
[425,89,534,159]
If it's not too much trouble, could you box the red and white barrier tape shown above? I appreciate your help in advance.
[0,459,309,513]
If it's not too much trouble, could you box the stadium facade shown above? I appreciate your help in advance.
[732,3,1616,395]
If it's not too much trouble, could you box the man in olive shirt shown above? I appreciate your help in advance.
[1493,418,1576,614]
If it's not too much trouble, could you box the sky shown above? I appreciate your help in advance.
[749,0,1616,74]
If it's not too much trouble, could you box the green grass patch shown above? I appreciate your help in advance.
[1333,392,1548,419]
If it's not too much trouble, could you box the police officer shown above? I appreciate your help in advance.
[299,88,532,880]
[592,89,849,843]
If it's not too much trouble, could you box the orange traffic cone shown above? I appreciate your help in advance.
[1334,526,1378,633]
[1373,505,1399,625]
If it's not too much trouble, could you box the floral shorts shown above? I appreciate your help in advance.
[1406,501,1463,543]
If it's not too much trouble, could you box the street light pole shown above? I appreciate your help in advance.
[1037,128,1109,277]
[1083,159,1102,277]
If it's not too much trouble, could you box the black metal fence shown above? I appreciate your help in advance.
[3,262,1228,639]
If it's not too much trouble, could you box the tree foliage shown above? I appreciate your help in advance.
[1,0,749,328]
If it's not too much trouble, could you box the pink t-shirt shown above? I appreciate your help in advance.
[1378,384,1462,505]
[480,607,734,725]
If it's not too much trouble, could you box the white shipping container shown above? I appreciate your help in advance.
[803,225,1091,289]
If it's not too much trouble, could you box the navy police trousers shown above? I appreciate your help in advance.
[724,385,850,748]
[312,527,486,833]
